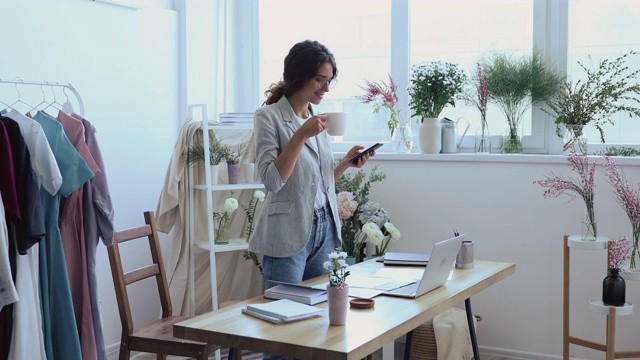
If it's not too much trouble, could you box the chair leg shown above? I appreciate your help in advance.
[118,344,130,360]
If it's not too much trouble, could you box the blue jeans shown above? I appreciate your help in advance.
[261,202,338,360]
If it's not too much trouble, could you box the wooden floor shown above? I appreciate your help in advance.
[111,346,524,359]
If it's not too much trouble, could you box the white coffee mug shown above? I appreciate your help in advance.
[325,112,347,136]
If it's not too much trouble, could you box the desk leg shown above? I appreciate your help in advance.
[382,341,394,360]
[403,330,413,360]
[465,298,480,360]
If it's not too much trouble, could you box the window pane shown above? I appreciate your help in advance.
[568,0,640,145]
[409,0,533,139]
[259,0,391,147]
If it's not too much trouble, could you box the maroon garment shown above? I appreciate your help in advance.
[0,121,20,220]
[55,111,98,360]
[0,116,45,254]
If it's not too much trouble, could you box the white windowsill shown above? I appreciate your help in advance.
[333,152,640,166]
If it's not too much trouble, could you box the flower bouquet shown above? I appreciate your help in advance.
[213,196,238,244]
[603,236,631,306]
[608,236,632,273]
[534,151,597,240]
[408,61,466,121]
[356,75,413,153]
[356,74,401,135]
[335,165,386,259]
[324,249,350,290]
[603,155,640,269]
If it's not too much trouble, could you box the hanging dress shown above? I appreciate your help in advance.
[55,110,100,360]
[5,109,59,360]
[33,111,93,360]
[81,118,114,360]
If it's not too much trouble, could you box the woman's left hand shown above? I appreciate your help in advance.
[334,145,376,180]
[344,145,375,168]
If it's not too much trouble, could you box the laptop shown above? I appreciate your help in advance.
[382,235,465,298]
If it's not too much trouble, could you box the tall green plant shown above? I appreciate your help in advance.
[481,49,562,153]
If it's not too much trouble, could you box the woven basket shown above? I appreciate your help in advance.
[409,315,482,360]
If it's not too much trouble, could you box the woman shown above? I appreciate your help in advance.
[250,40,374,297]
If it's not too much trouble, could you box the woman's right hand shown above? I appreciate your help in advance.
[297,114,328,139]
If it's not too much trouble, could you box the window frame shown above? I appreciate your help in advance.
[245,0,639,155]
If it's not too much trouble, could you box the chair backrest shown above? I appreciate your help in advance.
[107,211,172,335]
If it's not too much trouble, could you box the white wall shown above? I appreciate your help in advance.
[365,154,640,359]
[0,0,179,354]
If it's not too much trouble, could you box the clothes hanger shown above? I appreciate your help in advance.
[41,83,66,114]
[8,81,36,114]
[27,83,50,114]
[61,86,79,117]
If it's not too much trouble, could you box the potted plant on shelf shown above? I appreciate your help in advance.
[186,138,227,184]
[223,142,247,184]
[481,49,562,153]
[408,61,466,153]
[543,51,640,155]
[356,74,412,153]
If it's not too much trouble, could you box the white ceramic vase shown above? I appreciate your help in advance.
[210,164,219,185]
[419,117,442,154]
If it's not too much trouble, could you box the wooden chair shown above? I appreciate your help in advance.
[108,211,221,360]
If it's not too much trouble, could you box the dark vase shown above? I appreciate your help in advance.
[602,268,626,306]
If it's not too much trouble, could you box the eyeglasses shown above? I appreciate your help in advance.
[315,76,337,89]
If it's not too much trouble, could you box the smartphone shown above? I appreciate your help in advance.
[348,143,383,164]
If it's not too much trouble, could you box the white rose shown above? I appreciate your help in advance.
[389,227,401,240]
[224,198,238,212]
[254,190,266,202]
[362,222,379,236]
[370,229,384,244]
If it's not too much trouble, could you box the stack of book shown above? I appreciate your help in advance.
[264,283,327,305]
[242,299,324,324]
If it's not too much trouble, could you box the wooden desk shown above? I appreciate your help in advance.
[174,260,515,360]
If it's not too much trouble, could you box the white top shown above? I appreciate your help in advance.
[5,109,62,195]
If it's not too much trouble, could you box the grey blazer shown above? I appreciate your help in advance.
[249,96,341,257]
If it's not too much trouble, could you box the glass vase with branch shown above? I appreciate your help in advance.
[603,155,640,269]
[356,74,412,153]
[459,63,491,153]
[543,51,640,155]
[535,151,597,240]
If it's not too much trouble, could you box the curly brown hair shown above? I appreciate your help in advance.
[264,40,337,105]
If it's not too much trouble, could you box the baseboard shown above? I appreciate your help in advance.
[479,345,587,360]
[105,342,119,359]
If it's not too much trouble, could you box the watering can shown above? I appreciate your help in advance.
[440,117,470,153]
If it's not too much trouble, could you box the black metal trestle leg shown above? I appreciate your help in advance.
[465,298,480,360]
[403,330,413,360]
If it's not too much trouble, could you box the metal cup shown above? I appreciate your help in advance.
[456,240,474,269]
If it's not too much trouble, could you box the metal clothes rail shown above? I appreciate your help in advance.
[0,78,84,117]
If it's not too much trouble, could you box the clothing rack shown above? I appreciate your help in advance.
[0,78,85,117]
